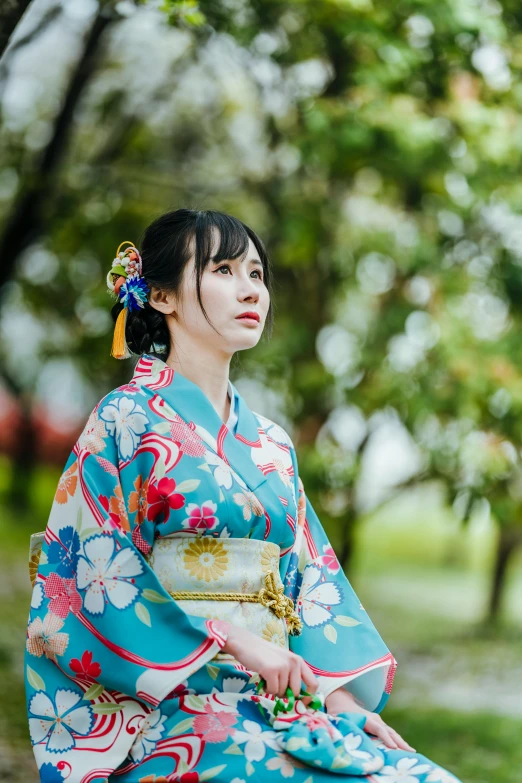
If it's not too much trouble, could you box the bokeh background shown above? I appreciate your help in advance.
[2,0,522,780]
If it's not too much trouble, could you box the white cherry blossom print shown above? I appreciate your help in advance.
[28,688,93,752]
[130,709,168,762]
[76,534,144,615]
[206,450,248,491]
[343,731,374,760]
[380,757,433,782]
[30,582,44,609]
[233,719,281,762]
[426,770,460,782]
[297,564,343,628]
[100,396,148,460]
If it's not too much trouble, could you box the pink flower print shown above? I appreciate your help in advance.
[321,545,340,575]
[193,704,237,743]
[44,573,82,618]
[170,415,206,458]
[182,501,218,531]
[26,612,69,662]
[147,477,186,524]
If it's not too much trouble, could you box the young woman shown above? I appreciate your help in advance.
[25,209,461,783]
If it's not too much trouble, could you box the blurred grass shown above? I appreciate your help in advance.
[1,465,521,782]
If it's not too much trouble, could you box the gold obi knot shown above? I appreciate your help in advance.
[170,569,303,636]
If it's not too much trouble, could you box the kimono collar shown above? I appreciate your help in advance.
[131,353,268,492]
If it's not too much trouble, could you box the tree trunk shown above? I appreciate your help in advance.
[0,4,116,295]
[487,525,521,623]
[338,506,358,579]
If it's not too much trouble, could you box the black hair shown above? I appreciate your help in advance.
[110,208,274,358]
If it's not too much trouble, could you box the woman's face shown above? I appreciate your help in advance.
[170,232,270,356]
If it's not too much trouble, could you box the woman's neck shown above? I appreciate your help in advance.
[165,352,232,425]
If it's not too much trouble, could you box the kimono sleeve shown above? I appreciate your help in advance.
[25,393,228,714]
[284,457,397,714]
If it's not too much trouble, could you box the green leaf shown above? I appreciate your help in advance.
[324,624,337,643]
[142,589,170,603]
[39,550,48,565]
[167,717,195,736]
[153,422,171,435]
[200,765,227,781]
[185,694,205,711]
[26,665,45,691]
[334,615,361,627]
[80,527,102,541]
[175,479,201,493]
[224,742,243,755]
[155,460,166,481]
[92,703,124,714]
[177,759,189,776]
[246,761,255,777]
[84,683,104,700]
[206,664,220,680]
[135,602,151,627]
[198,463,212,473]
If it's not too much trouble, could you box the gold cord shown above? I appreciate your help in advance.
[169,570,303,636]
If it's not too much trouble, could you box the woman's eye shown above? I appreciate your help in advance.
[215,265,263,281]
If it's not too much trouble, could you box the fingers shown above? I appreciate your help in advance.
[264,669,279,698]
[388,727,416,753]
[300,660,318,693]
[289,661,302,698]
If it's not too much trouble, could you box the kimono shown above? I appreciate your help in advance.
[25,353,461,783]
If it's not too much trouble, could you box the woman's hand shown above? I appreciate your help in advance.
[221,623,318,699]
[325,687,416,753]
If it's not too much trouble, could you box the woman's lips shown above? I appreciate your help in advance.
[236,315,259,326]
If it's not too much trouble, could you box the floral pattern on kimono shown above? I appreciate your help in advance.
[25,353,461,783]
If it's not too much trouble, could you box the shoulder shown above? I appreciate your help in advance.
[251,409,295,452]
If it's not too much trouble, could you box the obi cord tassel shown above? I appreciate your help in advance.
[106,239,150,360]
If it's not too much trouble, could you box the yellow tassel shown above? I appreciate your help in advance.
[111,307,131,359]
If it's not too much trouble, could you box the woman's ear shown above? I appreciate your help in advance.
[148,286,177,316]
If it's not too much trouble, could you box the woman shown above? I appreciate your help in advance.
[25,209,461,783]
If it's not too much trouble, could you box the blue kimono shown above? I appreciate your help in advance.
[25,353,461,783]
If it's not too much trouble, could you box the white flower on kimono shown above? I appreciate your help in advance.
[100,396,148,460]
[26,612,69,662]
[182,501,219,531]
[212,677,250,698]
[380,757,432,782]
[206,451,247,491]
[76,534,144,615]
[426,770,460,782]
[296,564,343,629]
[266,751,305,777]
[130,709,168,762]
[343,732,374,760]
[233,719,281,762]
[232,490,264,521]
[31,582,44,609]
[28,688,94,752]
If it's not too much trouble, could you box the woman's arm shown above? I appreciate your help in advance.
[221,622,317,698]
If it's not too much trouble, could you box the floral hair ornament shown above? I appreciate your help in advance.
[107,240,150,360]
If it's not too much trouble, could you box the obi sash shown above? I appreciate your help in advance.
[148,536,291,648]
